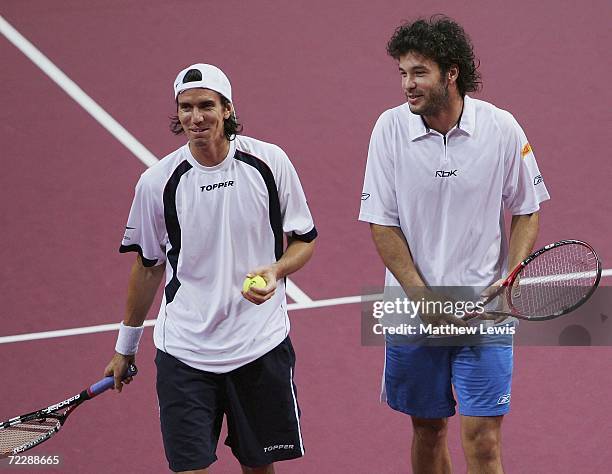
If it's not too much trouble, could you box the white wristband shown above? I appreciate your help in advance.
[115,322,144,355]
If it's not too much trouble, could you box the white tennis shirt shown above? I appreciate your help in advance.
[120,135,317,373]
[359,95,550,289]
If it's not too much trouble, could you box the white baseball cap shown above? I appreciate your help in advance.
[173,63,232,102]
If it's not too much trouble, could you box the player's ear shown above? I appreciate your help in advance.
[448,65,459,85]
[223,103,233,120]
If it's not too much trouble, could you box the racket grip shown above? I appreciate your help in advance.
[463,312,479,322]
[89,364,138,396]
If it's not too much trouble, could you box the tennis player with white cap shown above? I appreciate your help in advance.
[104,63,317,473]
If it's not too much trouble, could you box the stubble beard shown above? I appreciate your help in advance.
[409,78,450,117]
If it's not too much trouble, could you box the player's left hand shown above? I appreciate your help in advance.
[479,278,510,324]
[242,264,279,305]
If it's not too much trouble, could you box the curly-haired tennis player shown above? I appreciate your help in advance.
[360,16,550,474]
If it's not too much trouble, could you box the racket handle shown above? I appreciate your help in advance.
[468,280,510,321]
[88,364,138,397]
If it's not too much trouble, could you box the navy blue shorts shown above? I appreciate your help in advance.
[385,338,513,418]
[155,337,304,471]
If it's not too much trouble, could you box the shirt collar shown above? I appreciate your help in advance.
[406,104,431,141]
[457,95,475,136]
[184,138,236,172]
[406,94,476,140]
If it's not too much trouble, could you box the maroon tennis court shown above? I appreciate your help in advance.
[1,1,611,472]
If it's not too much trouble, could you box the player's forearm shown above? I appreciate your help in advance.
[370,224,426,295]
[273,237,315,279]
[123,256,165,327]
[508,212,540,271]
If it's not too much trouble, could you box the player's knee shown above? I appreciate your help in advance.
[411,417,449,443]
[463,428,501,461]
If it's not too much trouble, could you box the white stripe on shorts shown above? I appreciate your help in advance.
[289,367,305,455]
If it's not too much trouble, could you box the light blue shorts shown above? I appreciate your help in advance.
[384,337,513,418]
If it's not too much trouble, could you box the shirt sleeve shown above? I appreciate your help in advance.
[275,147,317,242]
[501,113,551,215]
[358,111,400,226]
[119,174,167,266]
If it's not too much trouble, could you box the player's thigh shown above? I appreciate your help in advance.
[224,337,304,468]
[451,341,513,417]
[385,342,456,418]
[155,349,225,472]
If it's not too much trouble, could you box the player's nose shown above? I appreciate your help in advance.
[191,107,204,123]
[406,77,417,90]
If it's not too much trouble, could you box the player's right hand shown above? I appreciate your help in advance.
[242,265,279,305]
[415,290,467,328]
[104,352,136,393]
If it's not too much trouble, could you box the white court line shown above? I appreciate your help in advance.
[522,268,612,284]
[0,15,158,168]
[2,269,610,345]
[285,279,312,303]
[0,293,384,345]
[0,14,310,303]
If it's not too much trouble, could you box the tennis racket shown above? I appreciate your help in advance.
[466,239,601,321]
[0,364,137,458]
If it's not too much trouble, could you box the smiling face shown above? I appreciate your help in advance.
[177,88,232,148]
[398,51,452,118]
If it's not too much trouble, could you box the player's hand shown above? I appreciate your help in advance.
[415,290,467,328]
[104,352,136,393]
[479,278,510,324]
[241,264,279,305]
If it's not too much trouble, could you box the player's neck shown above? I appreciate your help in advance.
[423,93,464,136]
[189,137,230,167]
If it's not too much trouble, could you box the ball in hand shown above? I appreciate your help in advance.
[242,275,267,293]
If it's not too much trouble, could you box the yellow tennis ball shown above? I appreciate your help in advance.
[242,275,266,293]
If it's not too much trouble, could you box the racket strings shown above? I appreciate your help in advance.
[512,243,599,318]
[0,419,59,455]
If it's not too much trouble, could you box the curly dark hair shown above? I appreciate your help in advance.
[169,68,243,140]
[386,15,481,96]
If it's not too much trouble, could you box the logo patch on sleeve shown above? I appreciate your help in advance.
[521,143,532,158]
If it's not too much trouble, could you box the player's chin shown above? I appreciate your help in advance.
[407,102,424,115]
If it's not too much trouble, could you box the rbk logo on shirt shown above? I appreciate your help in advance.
[435,170,458,178]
